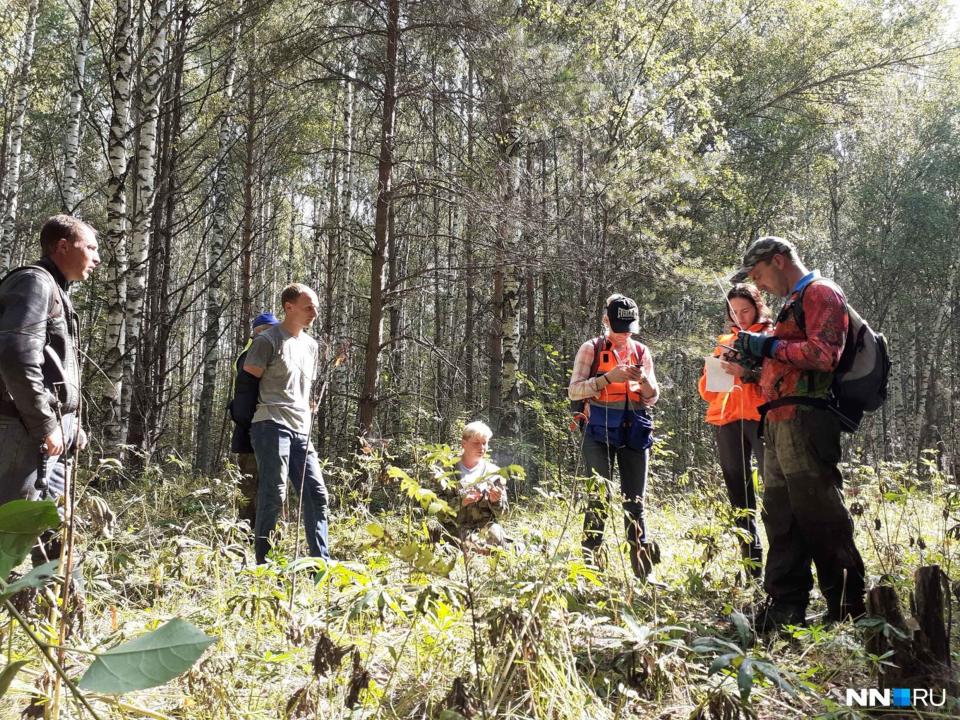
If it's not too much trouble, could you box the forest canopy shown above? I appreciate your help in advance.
[0,0,957,489]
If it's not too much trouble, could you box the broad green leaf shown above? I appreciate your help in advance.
[752,660,798,697]
[0,501,60,578]
[729,611,752,649]
[365,522,384,539]
[708,652,739,676]
[737,658,754,701]
[0,660,28,699]
[692,636,742,655]
[0,560,59,600]
[78,619,216,693]
[621,612,652,646]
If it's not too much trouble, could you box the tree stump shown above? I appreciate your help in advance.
[866,565,955,692]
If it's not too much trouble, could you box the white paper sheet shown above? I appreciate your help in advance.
[704,356,734,393]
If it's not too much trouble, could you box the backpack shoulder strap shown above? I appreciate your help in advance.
[1,264,52,286]
[587,336,607,378]
[786,278,822,333]
[791,278,848,334]
[0,264,62,319]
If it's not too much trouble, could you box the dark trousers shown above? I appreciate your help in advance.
[762,408,865,618]
[581,436,649,561]
[251,420,329,564]
[235,452,259,529]
[0,413,76,566]
[715,420,763,568]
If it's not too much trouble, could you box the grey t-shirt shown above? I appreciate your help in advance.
[245,325,318,434]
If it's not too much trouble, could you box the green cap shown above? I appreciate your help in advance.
[729,236,796,283]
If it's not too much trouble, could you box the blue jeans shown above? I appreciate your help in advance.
[251,420,329,563]
[0,413,75,506]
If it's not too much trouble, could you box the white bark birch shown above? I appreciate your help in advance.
[195,14,240,473]
[61,0,92,214]
[498,139,523,438]
[102,0,135,451]
[121,0,169,443]
[0,0,40,270]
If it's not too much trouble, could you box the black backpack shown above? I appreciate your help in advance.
[792,280,892,431]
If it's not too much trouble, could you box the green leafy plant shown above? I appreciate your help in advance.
[0,499,216,710]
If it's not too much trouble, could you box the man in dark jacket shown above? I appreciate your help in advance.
[229,312,279,528]
[0,215,99,519]
[731,236,866,631]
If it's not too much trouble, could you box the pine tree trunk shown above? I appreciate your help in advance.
[357,0,399,439]
[61,0,91,214]
[195,16,240,474]
[0,0,40,270]
[101,0,135,452]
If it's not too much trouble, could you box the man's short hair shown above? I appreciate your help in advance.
[462,421,493,442]
[40,215,95,255]
[280,283,313,308]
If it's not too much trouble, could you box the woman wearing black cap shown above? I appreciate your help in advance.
[568,294,661,582]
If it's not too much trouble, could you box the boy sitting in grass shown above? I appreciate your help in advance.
[445,421,509,548]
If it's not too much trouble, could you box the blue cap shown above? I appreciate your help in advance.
[252,312,279,329]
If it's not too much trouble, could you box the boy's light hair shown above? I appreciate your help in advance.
[461,421,493,442]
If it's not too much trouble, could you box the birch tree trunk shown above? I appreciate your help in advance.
[61,0,92,214]
[101,0,136,452]
[0,0,40,270]
[357,0,399,439]
[238,67,256,348]
[195,14,240,474]
[128,1,188,454]
[496,107,523,438]
[123,0,170,444]
[464,59,475,406]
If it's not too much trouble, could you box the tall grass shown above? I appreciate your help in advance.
[2,445,957,718]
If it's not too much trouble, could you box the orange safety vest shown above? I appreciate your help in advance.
[697,323,768,425]
[588,338,647,413]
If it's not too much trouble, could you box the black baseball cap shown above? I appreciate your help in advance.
[606,294,639,333]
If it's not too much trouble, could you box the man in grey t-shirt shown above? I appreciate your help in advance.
[243,283,329,564]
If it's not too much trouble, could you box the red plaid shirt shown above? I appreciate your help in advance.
[761,277,847,421]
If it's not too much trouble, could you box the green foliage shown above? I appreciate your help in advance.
[0,560,59,601]
[0,499,59,579]
[78,618,216,694]
[0,661,28,700]
[692,620,800,703]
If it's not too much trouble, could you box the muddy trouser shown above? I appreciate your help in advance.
[0,413,76,566]
[581,435,653,573]
[761,407,865,618]
[716,420,764,569]
[236,452,259,529]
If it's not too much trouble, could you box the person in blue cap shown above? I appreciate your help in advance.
[228,311,279,529]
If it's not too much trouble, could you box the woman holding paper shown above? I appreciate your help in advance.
[698,283,771,579]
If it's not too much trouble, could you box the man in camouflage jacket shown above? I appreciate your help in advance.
[732,236,866,630]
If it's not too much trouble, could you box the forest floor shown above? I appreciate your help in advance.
[2,448,958,719]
